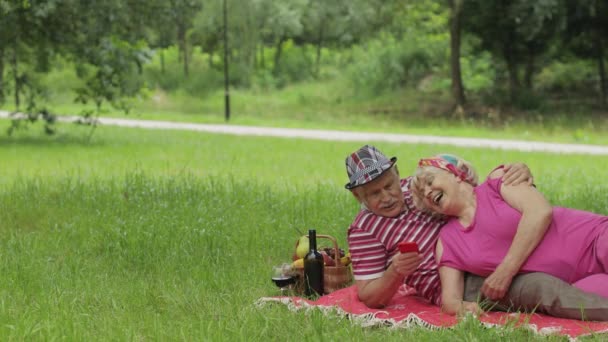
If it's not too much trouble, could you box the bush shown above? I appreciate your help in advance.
[461,51,495,93]
[536,60,597,93]
[272,40,314,88]
[347,33,445,95]
[144,46,224,96]
[250,69,279,90]
[511,89,545,110]
[245,40,318,90]
[477,85,546,110]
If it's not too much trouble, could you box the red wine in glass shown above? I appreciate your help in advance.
[271,275,296,288]
[271,264,296,295]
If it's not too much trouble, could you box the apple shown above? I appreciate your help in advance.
[320,251,335,266]
[295,236,309,258]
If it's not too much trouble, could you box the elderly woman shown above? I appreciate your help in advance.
[410,154,608,315]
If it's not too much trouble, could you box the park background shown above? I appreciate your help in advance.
[1,0,608,340]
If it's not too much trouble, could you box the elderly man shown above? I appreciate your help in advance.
[344,144,608,320]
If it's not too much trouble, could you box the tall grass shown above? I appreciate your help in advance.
[1,173,588,341]
[0,121,607,339]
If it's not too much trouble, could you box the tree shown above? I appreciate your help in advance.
[136,0,176,74]
[260,0,306,75]
[448,0,465,107]
[0,0,163,134]
[463,0,563,102]
[191,0,222,70]
[300,0,351,77]
[0,0,78,112]
[564,0,608,106]
[168,0,203,77]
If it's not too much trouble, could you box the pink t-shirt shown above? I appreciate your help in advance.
[439,176,608,283]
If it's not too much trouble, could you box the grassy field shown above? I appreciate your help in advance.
[1,120,607,340]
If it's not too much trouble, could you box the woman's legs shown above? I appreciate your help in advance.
[597,228,608,272]
[573,274,608,299]
[465,272,608,320]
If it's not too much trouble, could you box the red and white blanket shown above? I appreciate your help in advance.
[257,285,608,340]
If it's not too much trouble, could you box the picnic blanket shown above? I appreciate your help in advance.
[257,285,608,340]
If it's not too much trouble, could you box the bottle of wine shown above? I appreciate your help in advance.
[304,229,324,297]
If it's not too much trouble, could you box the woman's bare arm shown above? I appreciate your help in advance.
[436,239,480,315]
[481,168,553,300]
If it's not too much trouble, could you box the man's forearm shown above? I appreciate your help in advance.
[357,267,405,308]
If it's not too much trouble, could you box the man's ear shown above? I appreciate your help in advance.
[394,165,400,176]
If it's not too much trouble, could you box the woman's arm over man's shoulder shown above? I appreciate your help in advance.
[479,165,552,300]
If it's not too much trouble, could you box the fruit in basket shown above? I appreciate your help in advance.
[295,236,310,258]
[321,247,345,259]
[320,251,335,266]
[340,253,351,266]
[292,258,304,269]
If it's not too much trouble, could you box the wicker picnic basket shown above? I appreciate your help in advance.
[294,234,353,295]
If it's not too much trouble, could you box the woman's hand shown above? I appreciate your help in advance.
[502,163,534,186]
[442,300,484,316]
[459,301,484,317]
[481,264,517,300]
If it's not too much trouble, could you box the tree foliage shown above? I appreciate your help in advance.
[0,0,157,133]
[0,0,606,134]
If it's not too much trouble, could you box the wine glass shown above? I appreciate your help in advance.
[270,263,296,296]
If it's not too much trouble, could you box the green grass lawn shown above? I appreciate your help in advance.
[1,121,607,340]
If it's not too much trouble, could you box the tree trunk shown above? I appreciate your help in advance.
[11,47,19,111]
[449,0,466,107]
[0,46,4,104]
[595,36,607,106]
[506,59,519,102]
[177,24,189,77]
[273,36,286,75]
[503,36,520,102]
[524,47,535,90]
[260,44,265,69]
[315,19,325,78]
[160,49,165,74]
[253,43,258,69]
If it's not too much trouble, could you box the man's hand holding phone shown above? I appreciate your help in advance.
[390,241,421,277]
[398,241,419,254]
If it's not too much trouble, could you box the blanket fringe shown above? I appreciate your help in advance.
[256,297,444,331]
[255,297,607,341]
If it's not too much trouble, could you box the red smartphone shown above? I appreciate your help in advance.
[398,241,419,253]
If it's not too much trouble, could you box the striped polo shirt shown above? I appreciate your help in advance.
[347,177,446,305]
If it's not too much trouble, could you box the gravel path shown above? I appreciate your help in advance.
[1,111,607,155]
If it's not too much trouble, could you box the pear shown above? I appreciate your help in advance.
[295,236,309,258]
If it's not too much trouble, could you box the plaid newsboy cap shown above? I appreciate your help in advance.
[344,145,397,190]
